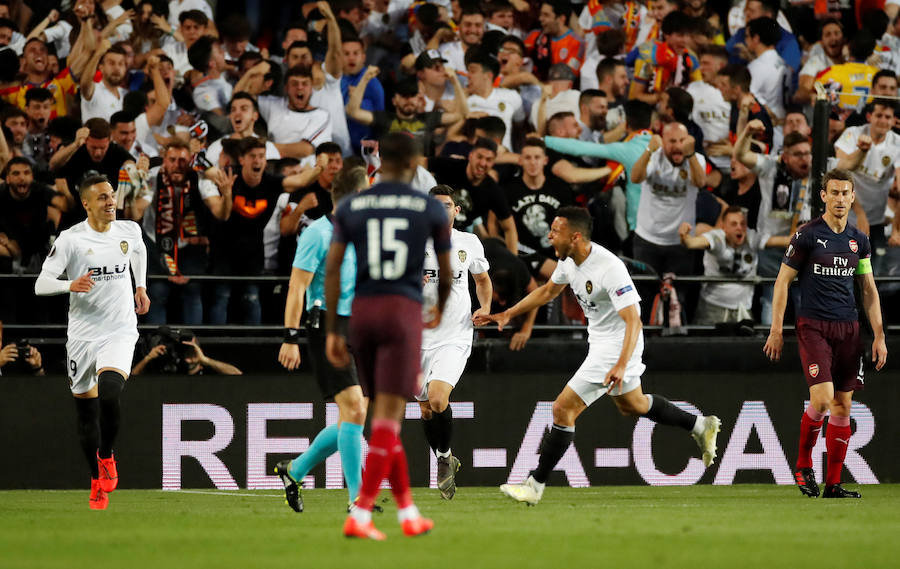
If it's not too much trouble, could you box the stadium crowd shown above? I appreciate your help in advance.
[1,0,900,337]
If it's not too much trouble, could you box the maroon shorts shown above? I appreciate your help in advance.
[796,316,863,392]
[349,294,423,399]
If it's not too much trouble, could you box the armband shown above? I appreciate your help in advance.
[283,328,301,344]
[855,257,872,276]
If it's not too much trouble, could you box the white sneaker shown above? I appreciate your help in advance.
[500,475,544,505]
[692,415,721,467]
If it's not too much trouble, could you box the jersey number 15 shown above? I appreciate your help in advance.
[367,218,409,280]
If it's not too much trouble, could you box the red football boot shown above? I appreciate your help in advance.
[401,516,434,537]
[89,479,109,510]
[343,516,386,540]
[97,453,118,493]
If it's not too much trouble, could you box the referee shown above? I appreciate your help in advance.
[275,165,369,512]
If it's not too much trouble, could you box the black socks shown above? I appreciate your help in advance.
[98,371,125,459]
[531,424,575,484]
[643,394,697,431]
[74,397,100,479]
[422,406,453,455]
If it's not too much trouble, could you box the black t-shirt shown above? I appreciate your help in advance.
[56,142,135,228]
[214,172,285,275]
[482,236,532,312]
[371,111,442,155]
[502,176,574,257]
[428,157,512,230]
[717,178,762,230]
[0,183,56,261]
[440,140,472,159]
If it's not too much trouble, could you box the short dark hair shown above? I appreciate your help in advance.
[596,57,624,84]
[522,138,547,152]
[219,13,251,41]
[871,97,897,115]
[277,157,301,172]
[109,111,136,127]
[698,44,729,60]
[5,156,32,175]
[543,0,572,19]
[664,87,693,122]
[429,184,459,205]
[380,132,421,168]
[284,64,313,83]
[579,88,604,107]
[239,136,267,155]
[555,206,593,238]
[486,1,514,16]
[661,10,693,36]
[100,44,129,65]
[818,17,842,38]
[500,34,526,55]
[471,136,498,154]
[79,173,111,197]
[315,141,343,156]
[229,91,259,113]
[849,29,877,62]
[873,69,898,87]
[720,205,746,222]
[332,165,368,202]
[187,35,217,71]
[624,100,653,131]
[746,17,780,48]
[179,9,208,26]
[123,90,149,115]
[782,132,810,150]
[0,17,15,30]
[822,168,854,192]
[595,28,626,57]
[720,64,751,91]
[85,117,111,139]
[475,116,506,141]
[466,51,500,78]
[24,87,53,105]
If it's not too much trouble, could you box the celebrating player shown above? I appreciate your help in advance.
[274,165,370,512]
[34,174,150,510]
[764,169,887,499]
[419,185,492,500]
[475,207,720,505]
[325,133,452,539]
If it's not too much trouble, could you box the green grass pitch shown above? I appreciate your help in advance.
[2,485,898,569]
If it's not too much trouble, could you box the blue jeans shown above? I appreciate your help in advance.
[145,246,207,325]
[210,283,261,325]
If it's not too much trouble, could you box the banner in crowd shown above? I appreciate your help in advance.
[4,371,898,489]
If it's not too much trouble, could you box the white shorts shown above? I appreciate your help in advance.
[566,344,645,406]
[415,343,471,402]
[66,333,138,394]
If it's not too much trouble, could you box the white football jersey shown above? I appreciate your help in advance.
[686,81,731,170]
[258,95,333,148]
[466,87,524,150]
[833,125,900,226]
[551,242,644,362]
[422,229,490,350]
[39,221,145,341]
[636,149,705,246]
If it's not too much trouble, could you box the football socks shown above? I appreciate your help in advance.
[98,371,125,459]
[289,423,339,482]
[338,421,364,502]
[531,424,575,484]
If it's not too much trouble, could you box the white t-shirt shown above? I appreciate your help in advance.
[834,125,900,226]
[38,220,145,341]
[687,81,731,170]
[467,87,524,150]
[134,102,186,158]
[727,1,793,36]
[748,49,786,120]
[192,76,233,113]
[205,137,281,168]
[438,41,467,76]
[161,36,191,82]
[530,89,580,131]
[168,0,214,29]
[81,81,126,122]
[309,66,351,155]
[635,150,706,246]
[550,243,645,366]
[701,228,763,310]
[257,96,333,148]
[751,154,812,242]
[799,43,838,78]
[137,166,221,243]
[422,229,489,349]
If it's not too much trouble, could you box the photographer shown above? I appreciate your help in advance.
[132,329,241,376]
[0,325,44,376]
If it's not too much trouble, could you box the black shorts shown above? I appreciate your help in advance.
[306,316,359,400]
[796,316,863,392]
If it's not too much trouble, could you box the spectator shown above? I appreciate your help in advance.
[3,38,83,118]
[719,63,774,151]
[531,64,581,134]
[428,137,518,254]
[188,35,232,116]
[0,333,44,376]
[205,93,281,167]
[162,9,210,81]
[481,236,539,351]
[0,157,71,271]
[745,17,787,127]
[630,122,706,276]
[525,0,584,80]
[208,138,330,325]
[340,26,383,153]
[593,58,629,133]
[2,106,28,157]
[835,98,900,270]
[417,49,456,112]
[80,42,128,122]
[466,51,523,152]
[658,87,705,154]
[726,0,801,86]
[688,45,731,173]
[717,156,762,230]
[257,65,333,161]
[629,10,701,105]
[502,138,574,280]
[346,70,465,157]
[132,331,241,376]
[496,35,543,117]
[541,111,614,190]
[679,206,789,325]
[814,29,879,117]
[109,111,139,158]
[793,18,845,105]
[845,70,899,128]
[437,5,485,73]
[22,87,53,167]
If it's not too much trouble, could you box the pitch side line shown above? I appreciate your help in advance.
[166,490,283,498]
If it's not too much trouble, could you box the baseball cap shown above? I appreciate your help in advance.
[415,49,447,70]
[547,63,576,82]
[395,77,421,97]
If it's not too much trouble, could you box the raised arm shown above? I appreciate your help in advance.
[80,39,112,101]
[145,56,171,127]
[630,135,661,184]
[234,61,271,96]
[203,170,236,220]
[734,119,764,170]
[345,65,379,126]
[678,223,711,249]
[835,134,871,172]
[318,1,343,78]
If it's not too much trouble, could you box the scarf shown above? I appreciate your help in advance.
[154,169,204,275]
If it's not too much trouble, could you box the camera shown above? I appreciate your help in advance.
[143,326,196,374]
[16,339,31,360]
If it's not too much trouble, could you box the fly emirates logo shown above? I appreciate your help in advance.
[813,256,855,277]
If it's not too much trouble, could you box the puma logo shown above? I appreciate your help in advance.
[817,239,828,248]
[835,438,850,445]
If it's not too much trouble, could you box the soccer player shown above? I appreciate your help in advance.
[474,207,721,505]
[325,133,452,539]
[34,174,150,509]
[764,169,888,499]
[419,185,492,500]
[274,165,370,512]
